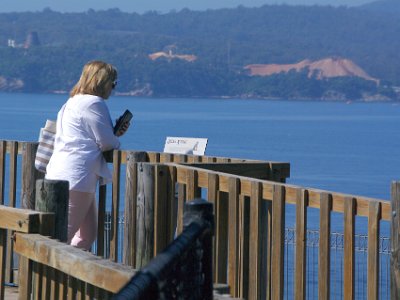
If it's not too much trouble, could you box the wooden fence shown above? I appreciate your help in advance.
[0,139,398,299]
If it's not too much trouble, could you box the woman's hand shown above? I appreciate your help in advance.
[115,121,130,137]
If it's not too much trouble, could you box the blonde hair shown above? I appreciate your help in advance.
[70,61,117,99]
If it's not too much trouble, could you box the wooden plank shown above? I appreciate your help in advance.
[33,262,43,300]
[110,150,122,262]
[49,267,58,300]
[295,189,308,300]
[186,169,201,200]
[270,185,285,300]
[122,151,147,266]
[166,166,177,242]
[174,165,390,220]
[391,182,400,300]
[5,141,18,284]
[187,162,290,181]
[238,194,249,299]
[207,173,220,282]
[248,182,262,300]
[14,233,135,293]
[8,141,18,208]
[136,163,155,268]
[21,142,44,210]
[41,265,51,300]
[0,205,41,232]
[318,193,331,300]
[216,190,229,285]
[176,155,187,234]
[228,177,240,297]
[154,164,168,255]
[68,276,77,300]
[210,175,229,284]
[97,185,106,257]
[367,201,381,300]
[343,197,355,300]
[18,256,32,300]
[0,229,6,300]
[0,141,6,205]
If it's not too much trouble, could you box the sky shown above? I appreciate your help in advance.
[0,0,375,13]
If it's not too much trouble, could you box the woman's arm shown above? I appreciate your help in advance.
[84,101,120,152]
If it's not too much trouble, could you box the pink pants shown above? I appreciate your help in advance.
[67,190,98,251]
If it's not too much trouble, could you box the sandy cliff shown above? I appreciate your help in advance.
[244,57,378,83]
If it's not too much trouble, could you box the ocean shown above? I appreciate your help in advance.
[1,92,398,200]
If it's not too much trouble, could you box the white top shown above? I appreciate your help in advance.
[46,94,120,193]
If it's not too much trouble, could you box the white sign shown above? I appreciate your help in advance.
[163,137,208,155]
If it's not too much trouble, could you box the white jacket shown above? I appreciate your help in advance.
[46,94,120,193]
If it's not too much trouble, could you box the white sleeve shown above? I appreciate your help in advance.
[84,101,120,152]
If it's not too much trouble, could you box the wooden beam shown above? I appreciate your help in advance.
[367,201,381,300]
[174,165,391,220]
[294,189,308,300]
[0,205,41,233]
[391,182,400,300]
[14,233,135,294]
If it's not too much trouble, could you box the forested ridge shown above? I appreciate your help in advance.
[0,3,399,100]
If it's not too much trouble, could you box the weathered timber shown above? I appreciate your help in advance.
[154,164,169,255]
[21,142,44,210]
[391,182,400,300]
[344,197,355,300]
[0,229,6,300]
[5,141,17,284]
[318,193,331,299]
[97,185,107,257]
[173,166,391,220]
[238,194,249,299]
[0,205,41,233]
[35,179,69,241]
[228,177,240,298]
[271,185,285,300]
[0,141,5,205]
[368,201,381,300]
[135,163,155,268]
[110,150,122,262]
[248,182,262,300]
[294,189,308,300]
[187,162,290,182]
[123,151,147,266]
[14,233,135,293]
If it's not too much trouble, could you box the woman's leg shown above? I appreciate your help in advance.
[68,190,98,250]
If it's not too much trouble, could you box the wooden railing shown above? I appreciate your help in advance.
[0,139,397,299]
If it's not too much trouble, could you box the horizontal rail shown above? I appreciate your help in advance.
[0,205,44,233]
[170,163,391,220]
[14,233,135,293]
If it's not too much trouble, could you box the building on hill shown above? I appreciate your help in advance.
[24,31,40,48]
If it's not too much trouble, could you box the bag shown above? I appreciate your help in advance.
[35,119,56,173]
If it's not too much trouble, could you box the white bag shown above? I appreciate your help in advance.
[35,119,56,173]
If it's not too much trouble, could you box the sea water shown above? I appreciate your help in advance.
[1,92,399,227]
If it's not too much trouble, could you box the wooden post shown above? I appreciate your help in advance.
[135,163,155,268]
[35,179,69,241]
[391,181,400,299]
[21,142,44,210]
[123,151,147,267]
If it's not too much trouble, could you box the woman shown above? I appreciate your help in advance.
[46,60,130,250]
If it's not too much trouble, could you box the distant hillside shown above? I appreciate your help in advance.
[360,0,400,13]
[244,57,378,82]
[0,5,399,100]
